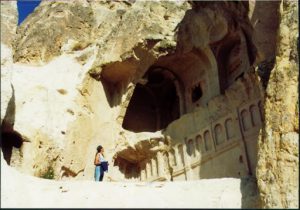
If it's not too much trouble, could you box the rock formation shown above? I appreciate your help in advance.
[256,1,299,208]
[1,0,298,208]
[1,0,17,123]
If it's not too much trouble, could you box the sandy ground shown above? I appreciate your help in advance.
[1,159,259,208]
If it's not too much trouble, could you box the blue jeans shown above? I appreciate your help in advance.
[95,165,104,181]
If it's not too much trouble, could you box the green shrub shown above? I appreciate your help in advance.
[40,166,55,179]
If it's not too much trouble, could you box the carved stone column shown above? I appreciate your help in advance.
[146,160,152,180]
[151,158,158,178]
[156,151,164,177]
[162,151,172,181]
[140,162,146,181]
[140,168,146,181]
[183,143,193,180]
[174,146,183,169]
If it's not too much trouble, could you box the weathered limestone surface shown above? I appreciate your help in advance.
[109,1,262,183]
[1,1,298,208]
[1,1,17,123]
[1,154,259,208]
[13,0,93,64]
[4,0,260,182]
[14,0,189,68]
[256,1,299,208]
[5,1,191,180]
[249,1,281,89]
[249,0,281,63]
[1,1,18,47]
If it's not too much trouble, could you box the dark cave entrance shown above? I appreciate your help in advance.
[0,130,23,165]
[191,84,203,102]
[122,67,181,132]
[114,156,140,179]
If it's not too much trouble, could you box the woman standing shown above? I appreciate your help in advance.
[94,145,107,181]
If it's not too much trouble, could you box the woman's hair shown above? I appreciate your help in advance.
[96,145,105,157]
[97,145,103,153]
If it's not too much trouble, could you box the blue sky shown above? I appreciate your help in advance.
[17,0,41,25]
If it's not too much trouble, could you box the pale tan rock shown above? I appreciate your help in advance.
[1,1,18,47]
[1,1,17,124]
[249,1,281,63]
[256,0,299,208]
[14,1,94,64]
[1,154,259,208]
[5,0,260,182]
[6,0,192,181]
[1,1,298,208]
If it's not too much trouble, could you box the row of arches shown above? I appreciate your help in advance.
[140,156,160,180]
[178,101,263,161]
[183,117,236,161]
[241,101,263,132]
[137,100,263,181]
[214,118,236,145]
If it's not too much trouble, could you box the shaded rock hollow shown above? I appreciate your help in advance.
[0,0,298,208]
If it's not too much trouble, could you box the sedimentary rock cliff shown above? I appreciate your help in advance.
[4,0,192,180]
[256,1,299,208]
[0,0,298,208]
[1,1,17,123]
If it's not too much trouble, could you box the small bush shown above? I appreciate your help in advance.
[40,166,55,179]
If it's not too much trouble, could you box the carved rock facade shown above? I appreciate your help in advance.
[1,1,298,208]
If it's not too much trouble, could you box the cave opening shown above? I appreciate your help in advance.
[122,67,181,132]
[192,84,203,102]
[0,131,23,165]
[114,156,140,179]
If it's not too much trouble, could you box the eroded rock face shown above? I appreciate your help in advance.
[105,1,263,183]
[256,1,299,208]
[1,1,18,47]
[1,1,17,123]
[249,1,281,89]
[5,1,260,180]
[249,1,281,63]
[13,0,94,64]
[5,1,192,180]
[0,1,21,167]
[1,1,298,208]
